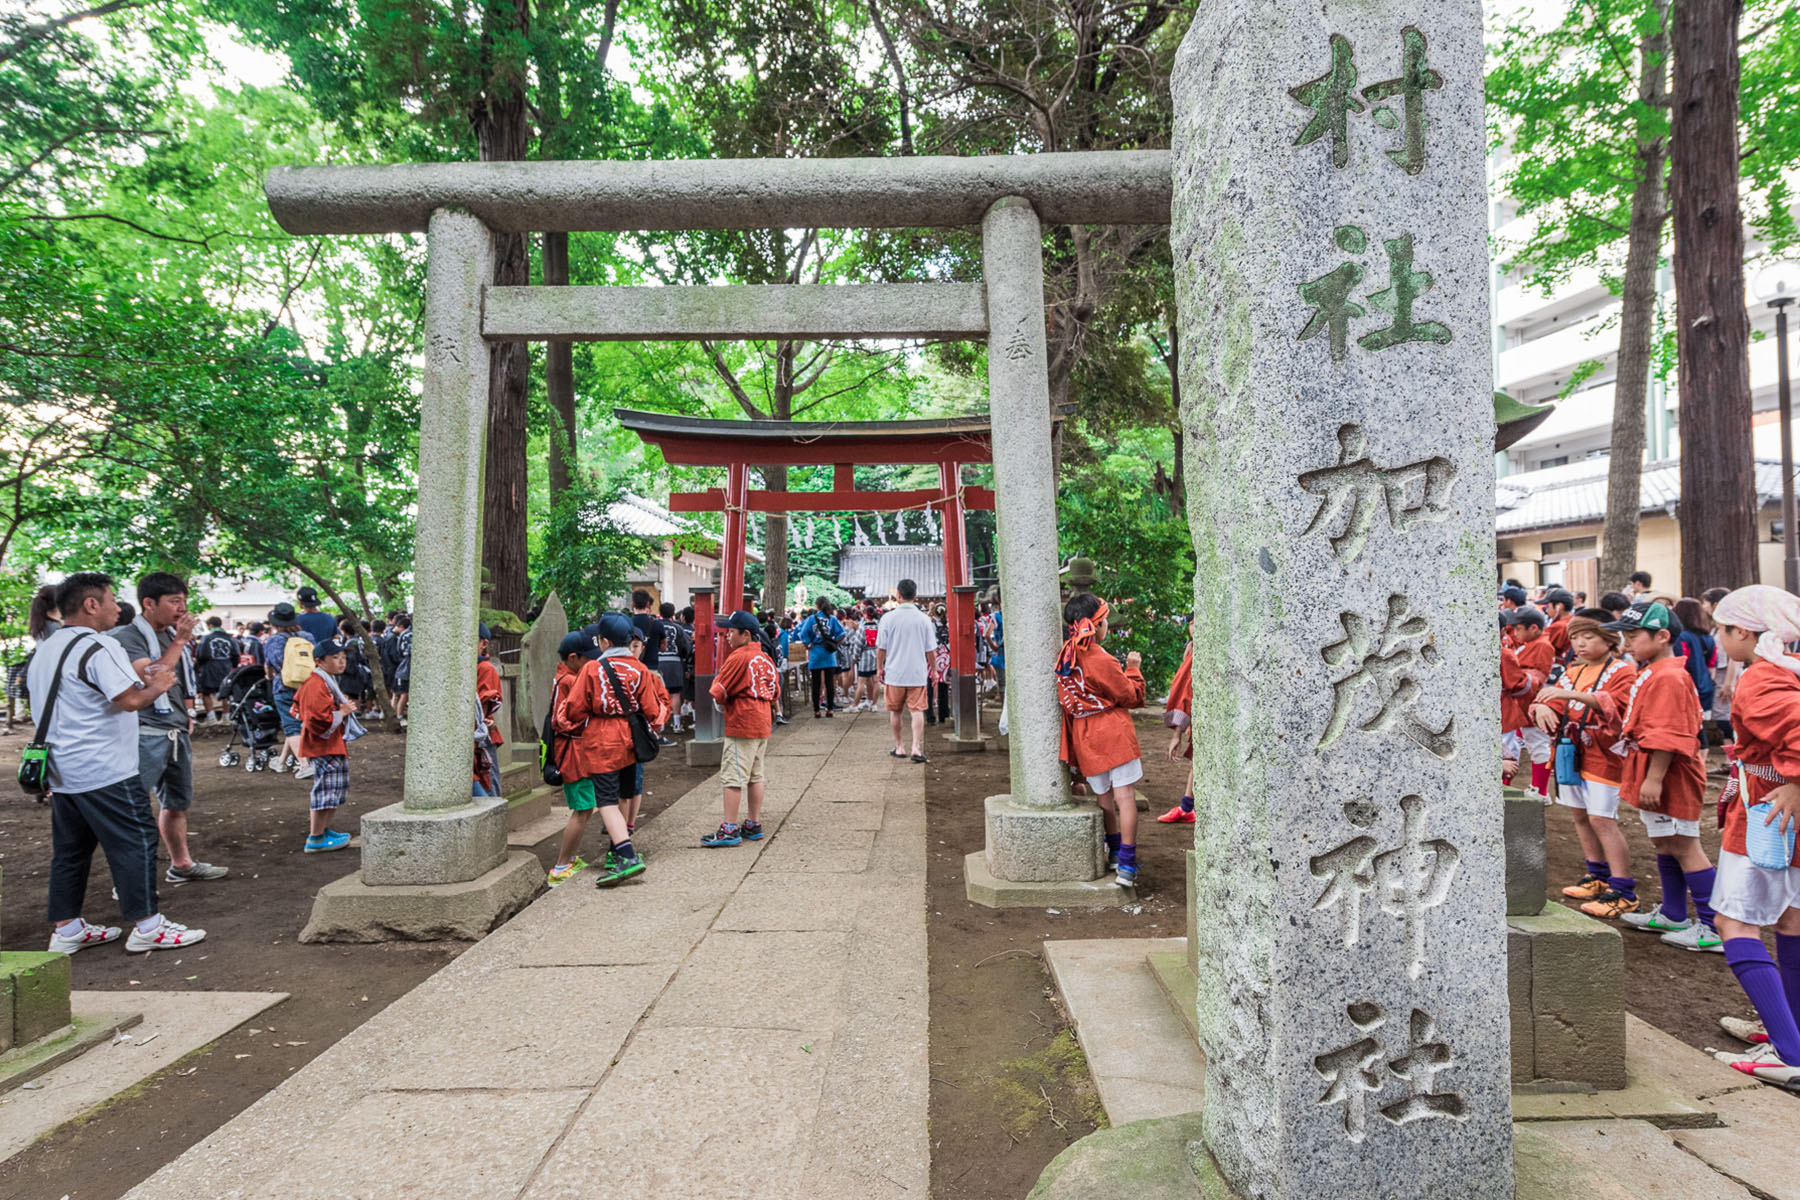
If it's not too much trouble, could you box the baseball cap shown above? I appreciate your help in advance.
[595,613,635,647]
[297,585,319,604]
[313,638,346,659]
[1505,606,1547,629]
[721,609,762,633]
[1542,588,1575,609]
[557,631,600,660]
[478,621,492,641]
[1499,585,1528,606]
[1604,600,1683,636]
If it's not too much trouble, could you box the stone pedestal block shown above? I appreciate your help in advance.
[300,850,544,943]
[1505,788,1548,917]
[982,794,1105,883]
[1,952,72,1050]
[359,797,508,886]
[941,732,990,754]
[686,738,723,768]
[1508,905,1626,1090]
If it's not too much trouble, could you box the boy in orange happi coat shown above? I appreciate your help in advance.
[1056,594,1146,887]
[1157,638,1196,824]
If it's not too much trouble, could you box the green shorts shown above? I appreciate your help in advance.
[563,776,596,812]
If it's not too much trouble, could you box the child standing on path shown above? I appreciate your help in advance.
[475,622,505,788]
[293,638,356,853]
[703,610,780,848]
[1055,594,1147,887]
[1609,601,1721,952]
[1704,585,1800,1088]
[1510,608,1556,796]
[623,629,673,835]
[547,632,600,885]
[559,614,654,888]
[1157,638,1196,824]
[1530,615,1638,918]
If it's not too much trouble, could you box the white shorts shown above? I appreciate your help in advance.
[1639,809,1701,839]
[1085,758,1144,797]
[1712,850,1800,927]
[1502,730,1521,760]
[1557,779,1621,820]
[1518,727,1551,764]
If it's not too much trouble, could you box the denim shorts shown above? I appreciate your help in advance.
[274,685,302,736]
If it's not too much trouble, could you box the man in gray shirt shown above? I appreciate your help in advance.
[876,578,937,763]
[112,573,228,886]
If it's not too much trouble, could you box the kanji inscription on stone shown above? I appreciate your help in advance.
[1297,228,1451,361]
[1318,594,1456,759]
[1299,423,1455,563]
[1310,796,1461,977]
[1290,27,1443,176]
[1315,1002,1467,1141]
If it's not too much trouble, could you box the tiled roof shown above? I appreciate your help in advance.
[605,492,692,539]
[837,546,947,598]
[1495,456,1784,535]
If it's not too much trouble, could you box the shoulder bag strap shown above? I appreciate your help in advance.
[35,633,102,743]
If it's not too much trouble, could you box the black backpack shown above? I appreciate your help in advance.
[539,676,578,786]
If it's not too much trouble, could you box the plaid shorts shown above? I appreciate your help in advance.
[310,754,349,811]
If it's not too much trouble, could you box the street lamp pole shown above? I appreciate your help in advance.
[1778,298,1798,594]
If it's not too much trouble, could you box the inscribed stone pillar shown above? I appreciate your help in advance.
[1172,4,1512,1197]
[518,591,568,741]
[403,207,492,812]
[980,197,1102,884]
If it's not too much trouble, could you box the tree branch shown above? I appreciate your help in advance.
[0,125,169,194]
[700,340,767,419]
[0,0,154,67]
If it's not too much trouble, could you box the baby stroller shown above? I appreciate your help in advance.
[216,664,282,772]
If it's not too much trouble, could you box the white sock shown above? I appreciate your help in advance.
[136,914,164,934]
[56,918,85,938]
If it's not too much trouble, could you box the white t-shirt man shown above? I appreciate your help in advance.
[876,602,935,688]
[26,625,145,793]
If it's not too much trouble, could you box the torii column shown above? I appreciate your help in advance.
[965,197,1119,907]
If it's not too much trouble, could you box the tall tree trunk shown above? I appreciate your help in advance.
[1599,1,1670,594]
[543,232,577,503]
[477,0,534,618]
[762,468,789,610]
[1671,0,1757,594]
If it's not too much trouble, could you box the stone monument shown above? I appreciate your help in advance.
[516,591,568,748]
[1172,2,1514,1195]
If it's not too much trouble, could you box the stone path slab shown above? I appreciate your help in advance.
[122,713,926,1200]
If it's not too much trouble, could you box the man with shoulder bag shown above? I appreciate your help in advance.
[26,573,209,954]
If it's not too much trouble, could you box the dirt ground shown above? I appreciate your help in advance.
[925,711,1194,1200]
[0,718,720,1200]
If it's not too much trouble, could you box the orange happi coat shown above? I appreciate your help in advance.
[557,652,658,777]
[477,655,505,746]
[1720,659,1800,867]
[1617,654,1707,822]
[1056,643,1146,778]
[711,642,778,739]
[1538,655,1635,785]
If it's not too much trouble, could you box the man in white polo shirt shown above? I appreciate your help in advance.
[28,573,208,954]
[876,578,937,763]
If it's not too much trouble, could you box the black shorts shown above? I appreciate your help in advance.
[591,766,634,808]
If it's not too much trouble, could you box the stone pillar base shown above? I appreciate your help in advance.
[299,850,543,943]
[686,739,723,768]
[983,794,1106,881]
[1508,905,1626,1090]
[360,797,509,886]
[963,852,1136,909]
[941,732,991,753]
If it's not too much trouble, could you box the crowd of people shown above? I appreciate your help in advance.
[1499,571,1800,1090]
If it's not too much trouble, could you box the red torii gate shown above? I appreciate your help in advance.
[615,408,1019,749]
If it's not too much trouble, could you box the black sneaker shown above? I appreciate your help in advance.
[740,821,764,842]
[596,853,646,887]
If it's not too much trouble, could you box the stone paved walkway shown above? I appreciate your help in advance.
[125,713,928,1200]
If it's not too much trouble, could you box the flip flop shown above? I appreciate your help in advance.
[889,749,908,758]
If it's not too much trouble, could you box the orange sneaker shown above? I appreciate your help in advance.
[1579,889,1639,919]
[1561,874,1607,900]
[1156,805,1195,824]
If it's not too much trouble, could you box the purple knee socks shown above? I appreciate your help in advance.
[1685,866,1717,930]
[1724,938,1800,1065]
[1657,854,1689,923]
[1778,933,1800,1018]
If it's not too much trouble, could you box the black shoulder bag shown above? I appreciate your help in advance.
[19,634,103,797]
[598,658,660,764]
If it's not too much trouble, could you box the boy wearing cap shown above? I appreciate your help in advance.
[558,614,655,887]
[1542,589,1576,662]
[703,611,780,847]
[292,638,356,853]
[1702,585,1800,1087]
[1610,601,1720,952]
[547,632,600,885]
[475,622,505,790]
[1510,608,1556,795]
[1531,616,1639,917]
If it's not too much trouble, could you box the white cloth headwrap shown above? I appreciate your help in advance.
[1713,585,1800,678]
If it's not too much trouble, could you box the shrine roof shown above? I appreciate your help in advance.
[614,408,1064,467]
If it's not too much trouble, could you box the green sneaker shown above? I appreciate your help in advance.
[596,853,646,888]
[1620,909,1691,934]
[1660,923,1724,954]
[547,856,587,887]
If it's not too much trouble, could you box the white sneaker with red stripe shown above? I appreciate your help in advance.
[125,918,207,953]
[1713,1043,1800,1090]
[48,919,123,954]
[1720,1015,1770,1045]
